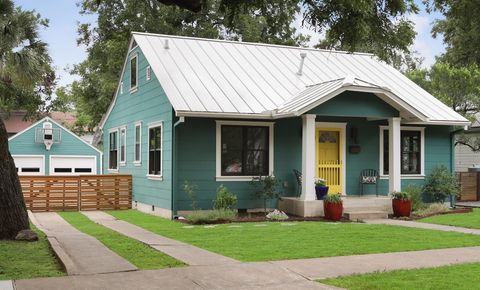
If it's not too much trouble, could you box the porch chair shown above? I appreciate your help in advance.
[360,169,379,196]
[293,169,302,197]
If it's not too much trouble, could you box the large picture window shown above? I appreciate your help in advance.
[109,130,118,170]
[148,124,162,176]
[130,55,138,90]
[216,121,274,180]
[381,127,424,176]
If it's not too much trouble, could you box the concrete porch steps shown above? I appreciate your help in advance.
[344,210,388,221]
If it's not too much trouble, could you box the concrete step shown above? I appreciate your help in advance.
[344,210,388,221]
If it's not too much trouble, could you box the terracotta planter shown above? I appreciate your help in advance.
[324,201,343,221]
[392,199,412,217]
[315,186,329,200]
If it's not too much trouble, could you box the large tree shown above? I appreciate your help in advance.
[0,0,54,239]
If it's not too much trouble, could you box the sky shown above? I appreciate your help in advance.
[15,0,445,89]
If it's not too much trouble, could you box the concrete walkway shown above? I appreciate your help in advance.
[81,211,240,266]
[270,246,480,280]
[29,212,137,275]
[14,263,340,290]
[366,218,480,235]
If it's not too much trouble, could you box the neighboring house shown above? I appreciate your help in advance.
[456,117,480,172]
[9,117,102,176]
[98,32,469,218]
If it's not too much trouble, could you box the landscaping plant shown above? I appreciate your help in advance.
[213,185,237,210]
[405,184,426,212]
[391,191,412,217]
[251,175,282,214]
[323,193,343,221]
[186,209,236,225]
[423,165,458,203]
[183,181,199,210]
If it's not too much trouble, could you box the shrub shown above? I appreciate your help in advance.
[324,193,342,204]
[405,184,426,212]
[213,185,237,210]
[391,191,410,200]
[414,203,449,217]
[251,175,282,214]
[186,209,236,225]
[266,209,289,221]
[183,181,198,210]
[423,165,458,202]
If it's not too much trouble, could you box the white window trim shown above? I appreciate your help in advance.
[215,120,274,182]
[379,126,425,179]
[119,126,127,165]
[108,128,119,172]
[146,66,151,81]
[130,54,138,93]
[147,121,163,180]
[133,121,142,165]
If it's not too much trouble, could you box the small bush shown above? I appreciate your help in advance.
[414,203,449,217]
[423,165,458,202]
[186,209,236,225]
[251,175,282,214]
[266,209,289,221]
[183,181,198,210]
[391,191,410,200]
[213,185,237,210]
[324,193,342,204]
[405,184,426,212]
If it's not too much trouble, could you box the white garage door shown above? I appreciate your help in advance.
[50,156,97,175]
[13,155,45,176]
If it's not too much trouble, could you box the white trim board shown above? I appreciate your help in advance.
[379,125,425,178]
[315,122,347,195]
[215,120,275,182]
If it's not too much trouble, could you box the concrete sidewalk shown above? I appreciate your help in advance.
[30,212,137,275]
[82,211,239,266]
[271,246,480,280]
[366,218,480,235]
[14,263,340,290]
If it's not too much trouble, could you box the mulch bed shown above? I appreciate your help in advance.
[390,207,473,221]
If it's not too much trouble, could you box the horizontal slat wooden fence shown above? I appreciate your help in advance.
[457,172,479,201]
[20,175,132,212]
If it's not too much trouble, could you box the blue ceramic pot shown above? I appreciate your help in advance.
[315,186,329,200]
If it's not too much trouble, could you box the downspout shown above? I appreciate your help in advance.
[171,115,185,219]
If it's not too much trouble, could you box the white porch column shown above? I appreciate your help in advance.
[301,114,316,200]
[388,117,401,193]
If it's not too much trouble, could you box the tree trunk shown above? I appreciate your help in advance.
[0,117,29,239]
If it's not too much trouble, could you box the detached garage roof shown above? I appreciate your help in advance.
[114,32,469,125]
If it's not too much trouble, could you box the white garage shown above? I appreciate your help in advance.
[50,156,97,175]
[12,155,45,176]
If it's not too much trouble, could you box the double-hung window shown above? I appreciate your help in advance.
[134,122,142,164]
[148,123,162,177]
[119,127,126,165]
[380,127,424,177]
[130,54,138,91]
[109,130,118,170]
[216,121,274,180]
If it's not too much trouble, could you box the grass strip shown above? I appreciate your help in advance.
[58,212,184,269]
[108,210,480,262]
[0,225,64,280]
[421,208,480,229]
[320,262,480,290]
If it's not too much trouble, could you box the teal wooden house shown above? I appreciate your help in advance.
[9,117,102,176]
[98,32,469,218]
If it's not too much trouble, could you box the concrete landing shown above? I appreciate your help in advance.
[29,212,137,275]
[366,219,480,235]
[344,210,388,221]
[14,261,340,290]
[81,211,240,266]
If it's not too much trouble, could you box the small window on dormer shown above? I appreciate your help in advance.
[130,55,138,91]
[146,66,151,81]
[120,82,123,94]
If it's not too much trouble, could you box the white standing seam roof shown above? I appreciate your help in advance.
[101,32,470,128]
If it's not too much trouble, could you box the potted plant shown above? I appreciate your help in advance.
[323,193,343,221]
[391,191,412,217]
[314,178,329,200]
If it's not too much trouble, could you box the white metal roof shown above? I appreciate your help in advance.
[123,33,469,125]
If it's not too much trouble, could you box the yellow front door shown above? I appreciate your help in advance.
[316,128,342,194]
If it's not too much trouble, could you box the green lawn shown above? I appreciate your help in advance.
[320,262,480,290]
[421,209,480,229]
[108,210,480,262]
[0,226,64,280]
[58,212,183,269]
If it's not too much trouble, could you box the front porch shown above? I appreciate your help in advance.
[279,196,393,218]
